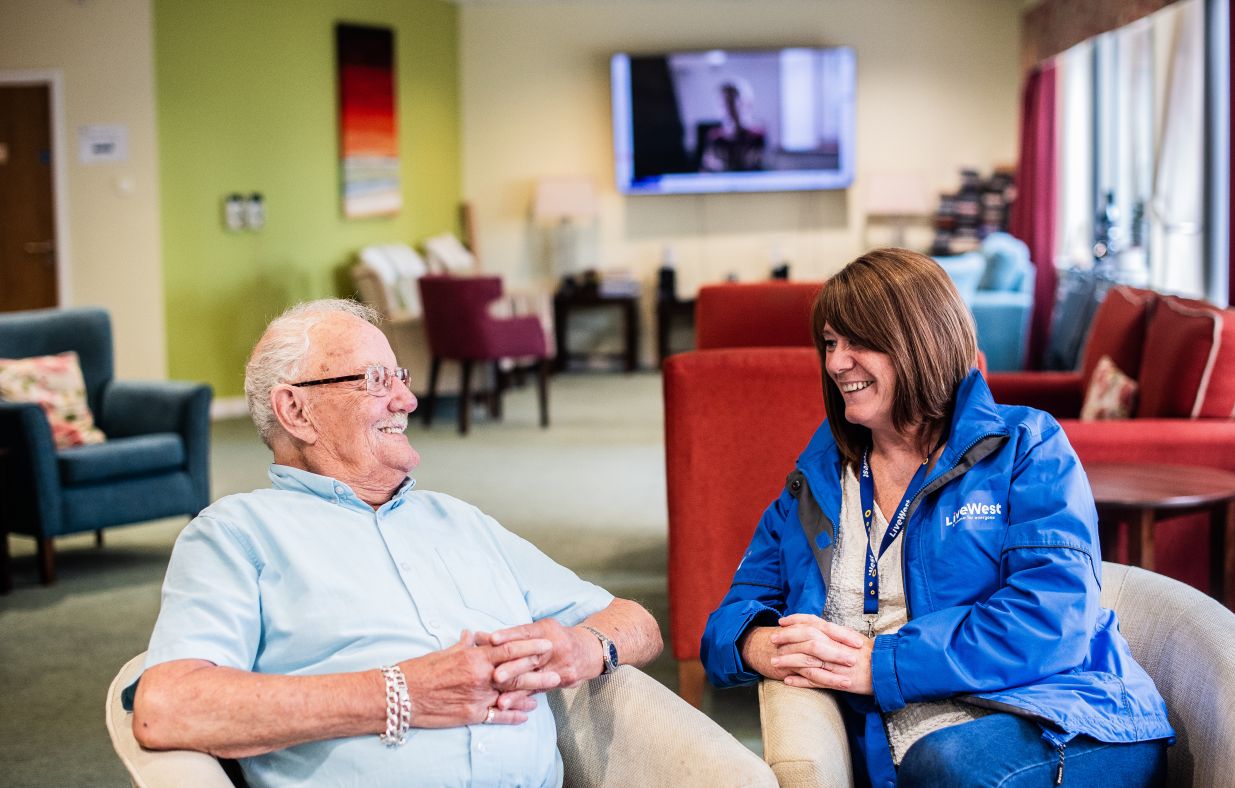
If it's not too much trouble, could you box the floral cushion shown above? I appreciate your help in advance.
[0,351,106,448]
[1080,355,1138,421]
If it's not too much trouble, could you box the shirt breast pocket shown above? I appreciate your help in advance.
[434,546,521,626]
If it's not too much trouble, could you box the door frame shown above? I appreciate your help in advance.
[0,70,71,307]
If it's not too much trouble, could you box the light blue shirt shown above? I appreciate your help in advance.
[144,464,614,788]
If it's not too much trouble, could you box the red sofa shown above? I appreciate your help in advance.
[664,343,1235,705]
[990,285,1235,419]
[989,285,1235,588]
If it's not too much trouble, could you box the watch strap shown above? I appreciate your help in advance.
[581,625,619,674]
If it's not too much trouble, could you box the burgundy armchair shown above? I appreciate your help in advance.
[417,275,549,435]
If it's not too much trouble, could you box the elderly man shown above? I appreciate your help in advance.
[132,299,662,787]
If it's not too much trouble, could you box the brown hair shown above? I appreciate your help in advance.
[811,248,978,466]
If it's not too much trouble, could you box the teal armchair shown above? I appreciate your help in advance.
[0,308,211,589]
[936,232,1035,371]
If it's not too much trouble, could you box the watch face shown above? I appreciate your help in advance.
[607,642,619,667]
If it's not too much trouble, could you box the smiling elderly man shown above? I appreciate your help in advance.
[132,299,661,787]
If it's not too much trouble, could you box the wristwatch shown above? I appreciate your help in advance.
[581,625,620,674]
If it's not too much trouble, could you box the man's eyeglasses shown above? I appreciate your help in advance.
[289,364,411,397]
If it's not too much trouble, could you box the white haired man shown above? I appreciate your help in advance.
[131,299,662,787]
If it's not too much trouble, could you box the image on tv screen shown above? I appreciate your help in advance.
[611,47,856,195]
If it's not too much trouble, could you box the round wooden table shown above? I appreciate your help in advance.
[1086,463,1235,605]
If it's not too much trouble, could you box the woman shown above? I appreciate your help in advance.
[701,249,1172,786]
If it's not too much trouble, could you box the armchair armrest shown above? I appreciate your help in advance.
[549,666,776,786]
[107,654,234,788]
[99,380,213,510]
[758,679,852,788]
[1063,419,1235,471]
[99,380,211,438]
[0,401,64,535]
[986,371,1084,417]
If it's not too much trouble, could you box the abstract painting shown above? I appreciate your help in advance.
[336,23,400,218]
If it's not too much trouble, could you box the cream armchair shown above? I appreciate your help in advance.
[107,654,776,788]
[758,562,1235,787]
[351,243,449,396]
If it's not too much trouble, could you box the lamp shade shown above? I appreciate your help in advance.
[863,173,931,217]
[534,176,599,223]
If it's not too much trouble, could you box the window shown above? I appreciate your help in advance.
[1054,0,1228,303]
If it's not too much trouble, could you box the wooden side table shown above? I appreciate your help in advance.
[553,290,640,372]
[656,295,695,369]
[1087,462,1235,605]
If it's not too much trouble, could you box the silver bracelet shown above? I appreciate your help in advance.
[379,665,412,747]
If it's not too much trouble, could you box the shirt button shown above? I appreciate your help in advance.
[476,741,487,753]
[334,486,345,494]
[400,562,410,571]
[428,620,441,630]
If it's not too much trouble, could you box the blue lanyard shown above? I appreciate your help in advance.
[858,445,937,616]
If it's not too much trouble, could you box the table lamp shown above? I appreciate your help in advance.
[863,173,931,248]
[534,176,599,278]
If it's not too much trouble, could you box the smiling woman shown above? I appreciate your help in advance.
[701,248,1174,787]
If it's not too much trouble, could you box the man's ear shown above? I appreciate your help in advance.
[270,385,318,444]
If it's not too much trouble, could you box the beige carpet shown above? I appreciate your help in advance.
[0,371,759,786]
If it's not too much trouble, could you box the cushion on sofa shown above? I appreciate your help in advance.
[57,433,186,485]
[0,351,107,448]
[1080,356,1138,420]
[1136,296,1235,418]
[1079,285,1157,388]
[1161,296,1235,418]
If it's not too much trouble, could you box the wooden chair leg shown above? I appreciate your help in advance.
[678,659,706,709]
[95,529,104,548]
[488,361,502,420]
[37,537,56,586]
[459,360,473,436]
[536,359,550,428]
[423,358,441,427]
[1211,499,1235,605]
[1,530,11,594]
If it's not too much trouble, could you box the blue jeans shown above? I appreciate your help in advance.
[897,713,1168,787]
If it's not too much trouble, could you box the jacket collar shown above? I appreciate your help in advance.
[797,369,1008,519]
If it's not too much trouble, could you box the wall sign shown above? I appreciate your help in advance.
[78,124,129,164]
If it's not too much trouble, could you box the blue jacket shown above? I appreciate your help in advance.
[701,370,1173,785]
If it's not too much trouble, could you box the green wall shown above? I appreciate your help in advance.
[155,0,459,397]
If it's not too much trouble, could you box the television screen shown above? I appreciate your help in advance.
[611,47,856,195]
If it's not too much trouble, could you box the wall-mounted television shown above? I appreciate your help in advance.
[611,47,856,196]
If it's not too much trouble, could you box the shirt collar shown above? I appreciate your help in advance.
[268,464,417,510]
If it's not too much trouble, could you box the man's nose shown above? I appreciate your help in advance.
[390,376,417,413]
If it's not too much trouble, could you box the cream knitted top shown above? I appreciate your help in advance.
[822,465,988,765]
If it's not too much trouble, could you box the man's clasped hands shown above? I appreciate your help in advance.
[396,618,606,729]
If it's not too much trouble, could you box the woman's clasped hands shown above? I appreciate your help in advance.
[741,614,874,695]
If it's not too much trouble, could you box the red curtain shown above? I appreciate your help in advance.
[1010,64,1058,370]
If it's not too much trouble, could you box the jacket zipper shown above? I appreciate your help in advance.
[899,432,1002,620]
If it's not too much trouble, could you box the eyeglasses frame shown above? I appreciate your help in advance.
[288,364,411,397]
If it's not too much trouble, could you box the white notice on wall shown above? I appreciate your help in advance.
[78,124,129,164]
